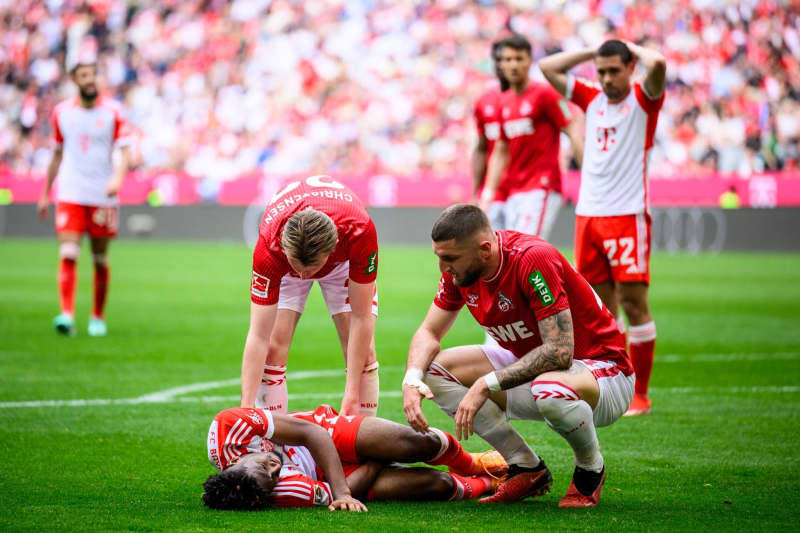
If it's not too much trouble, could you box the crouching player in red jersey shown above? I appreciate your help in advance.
[242,175,380,416]
[203,404,506,510]
[403,205,634,507]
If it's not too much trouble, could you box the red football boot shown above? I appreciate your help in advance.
[558,467,606,508]
[624,394,651,416]
[479,462,553,504]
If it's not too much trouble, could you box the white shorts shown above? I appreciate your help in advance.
[278,261,379,316]
[504,189,562,240]
[487,200,507,230]
[479,344,634,427]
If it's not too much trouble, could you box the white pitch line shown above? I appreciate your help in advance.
[0,367,404,409]
[1,386,798,409]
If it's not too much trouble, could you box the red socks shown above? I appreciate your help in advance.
[427,430,475,474]
[629,321,656,396]
[59,257,77,316]
[92,263,109,319]
[448,473,493,500]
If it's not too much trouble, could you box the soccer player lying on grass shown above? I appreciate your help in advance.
[203,404,506,510]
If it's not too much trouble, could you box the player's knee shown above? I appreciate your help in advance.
[425,470,455,500]
[59,241,80,260]
[531,381,580,421]
[92,253,107,267]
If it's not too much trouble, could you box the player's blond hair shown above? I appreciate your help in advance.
[281,209,338,266]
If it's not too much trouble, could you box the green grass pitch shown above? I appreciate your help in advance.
[1,238,799,532]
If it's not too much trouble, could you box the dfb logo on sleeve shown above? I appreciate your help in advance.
[251,271,270,299]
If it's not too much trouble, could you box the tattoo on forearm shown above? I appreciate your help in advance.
[495,309,574,390]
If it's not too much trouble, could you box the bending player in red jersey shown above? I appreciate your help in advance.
[203,404,506,511]
[540,40,667,416]
[37,58,131,337]
[242,175,380,416]
[480,34,583,241]
[403,205,634,507]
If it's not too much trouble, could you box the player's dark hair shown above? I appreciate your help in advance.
[202,469,271,511]
[431,204,491,243]
[597,40,633,64]
[491,39,511,92]
[281,209,338,266]
[498,34,532,56]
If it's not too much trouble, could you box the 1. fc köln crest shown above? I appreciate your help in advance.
[498,292,514,312]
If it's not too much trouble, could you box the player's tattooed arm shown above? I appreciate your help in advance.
[495,308,574,389]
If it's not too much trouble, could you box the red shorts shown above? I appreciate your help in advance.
[55,202,118,238]
[291,405,364,463]
[574,213,651,285]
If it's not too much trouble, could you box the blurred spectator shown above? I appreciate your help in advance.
[1,0,798,181]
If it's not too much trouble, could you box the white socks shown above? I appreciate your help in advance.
[358,361,380,416]
[255,364,287,413]
[532,381,603,472]
[425,362,540,468]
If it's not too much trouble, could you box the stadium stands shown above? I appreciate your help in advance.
[1,0,798,181]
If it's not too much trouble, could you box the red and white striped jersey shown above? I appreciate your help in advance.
[566,74,664,217]
[51,95,131,207]
[271,446,333,508]
[207,408,276,472]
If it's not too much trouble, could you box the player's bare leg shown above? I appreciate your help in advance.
[595,281,628,350]
[531,363,607,507]
[424,346,550,503]
[354,415,476,475]
[332,312,379,416]
[368,466,493,502]
[88,237,111,336]
[619,282,655,416]
[257,309,301,412]
[54,232,81,336]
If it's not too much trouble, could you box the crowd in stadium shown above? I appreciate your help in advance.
[1,0,798,181]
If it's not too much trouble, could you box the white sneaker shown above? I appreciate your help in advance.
[53,313,76,336]
[88,317,107,337]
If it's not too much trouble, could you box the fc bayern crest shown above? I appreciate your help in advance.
[498,292,514,312]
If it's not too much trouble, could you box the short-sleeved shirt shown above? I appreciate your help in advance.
[497,82,571,197]
[206,405,354,508]
[250,176,379,306]
[566,75,664,216]
[51,96,131,207]
[433,230,631,374]
[473,83,506,202]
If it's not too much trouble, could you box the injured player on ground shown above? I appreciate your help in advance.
[203,404,507,510]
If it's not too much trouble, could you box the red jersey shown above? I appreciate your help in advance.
[498,82,571,196]
[206,405,354,507]
[250,175,379,305]
[433,231,631,374]
[474,83,506,202]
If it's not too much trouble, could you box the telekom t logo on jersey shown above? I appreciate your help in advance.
[596,127,617,151]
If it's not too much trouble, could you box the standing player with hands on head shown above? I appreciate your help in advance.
[403,205,634,507]
[37,57,131,337]
[539,40,666,416]
[242,175,380,416]
[480,34,584,240]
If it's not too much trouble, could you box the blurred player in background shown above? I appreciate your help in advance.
[242,175,380,416]
[37,58,131,337]
[203,404,505,510]
[403,205,633,507]
[472,38,510,229]
[479,34,583,241]
[540,40,666,416]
